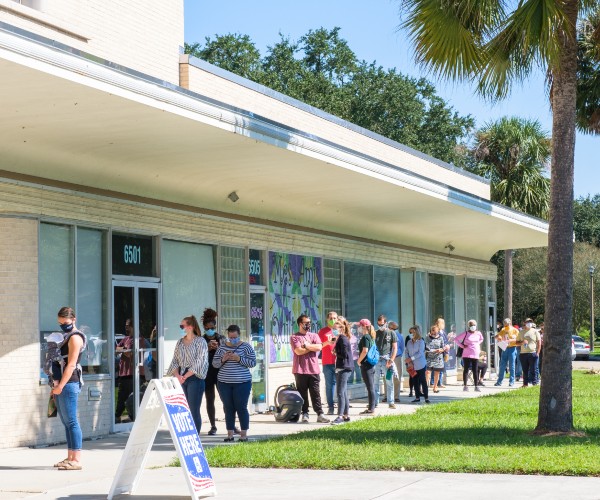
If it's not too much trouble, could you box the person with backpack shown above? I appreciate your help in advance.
[405,325,429,404]
[356,319,378,414]
[51,307,87,471]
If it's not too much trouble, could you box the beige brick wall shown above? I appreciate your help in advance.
[0,217,112,448]
[181,61,490,200]
[0,0,183,83]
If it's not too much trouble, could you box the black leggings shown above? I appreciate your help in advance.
[360,364,377,411]
[412,367,428,399]
[204,370,219,427]
[463,357,479,386]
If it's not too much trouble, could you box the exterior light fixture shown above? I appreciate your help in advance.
[228,191,239,203]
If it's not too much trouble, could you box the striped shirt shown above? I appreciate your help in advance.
[212,342,256,384]
[167,335,209,379]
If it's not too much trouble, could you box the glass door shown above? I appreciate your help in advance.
[113,281,159,428]
[249,288,267,411]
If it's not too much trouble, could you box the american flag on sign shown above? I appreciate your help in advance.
[163,393,190,410]
[189,475,215,491]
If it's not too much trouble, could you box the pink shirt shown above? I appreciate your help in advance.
[456,330,484,359]
[291,332,322,375]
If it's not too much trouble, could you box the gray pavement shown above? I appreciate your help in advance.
[2,380,599,500]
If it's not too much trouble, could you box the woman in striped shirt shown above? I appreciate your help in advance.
[212,324,256,442]
[167,315,209,433]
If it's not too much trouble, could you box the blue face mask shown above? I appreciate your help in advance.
[228,337,240,345]
[205,329,216,336]
[59,323,74,333]
[180,328,186,336]
[331,329,339,337]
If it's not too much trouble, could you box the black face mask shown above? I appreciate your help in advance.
[59,323,74,333]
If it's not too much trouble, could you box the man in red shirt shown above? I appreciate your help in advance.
[318,311,338,415]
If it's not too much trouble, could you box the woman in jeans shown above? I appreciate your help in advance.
[213,325,256,442]
[356,319,377,414]
[201,307,224,435]
[406,325,429,404]
[456,319,484,392]
[167,315,209,432]
[331,317,354,424]
[52,307,87,470]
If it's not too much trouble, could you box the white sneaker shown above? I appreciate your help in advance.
[301,413,309,423]
[317,414,330,423]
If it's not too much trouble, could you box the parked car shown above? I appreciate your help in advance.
[571,338,577,361]
[572,335,591,360]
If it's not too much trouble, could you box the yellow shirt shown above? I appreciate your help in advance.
[517,328,542,353]
[497,326,519,347]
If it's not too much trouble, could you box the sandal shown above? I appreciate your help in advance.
[359,409,375,414]
[238,437,248,442]
[54,458,69,468]
[58,461,82,471]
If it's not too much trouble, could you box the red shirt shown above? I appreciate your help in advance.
[318,327,335,365]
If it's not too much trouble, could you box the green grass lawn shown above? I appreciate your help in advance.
[199,371,600,476]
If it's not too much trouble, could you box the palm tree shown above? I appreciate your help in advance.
[471,117,551,322]
[398,0,585,432]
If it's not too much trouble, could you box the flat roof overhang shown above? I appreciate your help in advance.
[0,26,548,262]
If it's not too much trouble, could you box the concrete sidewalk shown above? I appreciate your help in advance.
[2,382,598,500]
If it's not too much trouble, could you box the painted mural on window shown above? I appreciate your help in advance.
[268,252,322,363]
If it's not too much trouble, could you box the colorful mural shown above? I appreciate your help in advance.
[268,252,322,363]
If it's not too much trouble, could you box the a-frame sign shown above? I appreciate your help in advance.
[108,377,216,499]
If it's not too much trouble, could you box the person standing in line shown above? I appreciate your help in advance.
[290,315,330,423]
[201,307,224,436]
[405,325,429,404]
[374,315,398,409]
[356,319,377,414]
[318,311,338,415]
[425,325,448,393]
[456,320,484,392]
[388,321,405,404]
[331,317,353,424]
[494,318,519,387]
[405,330,415,398]
[516,318,542,387]
[349,322,361,385]
[212,325,256,442]
[52,307,86,471]
[167,315,209,433]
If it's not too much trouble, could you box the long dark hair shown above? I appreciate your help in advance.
[201,308,218,328]
[58,307,76,319]
[183,315,202,336]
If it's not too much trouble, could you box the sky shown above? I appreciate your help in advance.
[183,0,599,199]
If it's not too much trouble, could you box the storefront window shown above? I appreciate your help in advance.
[220,246,247,337]
[415,271,428,332]
[429,273,456,369]
[162,240,216,368]
[268,252,322,363]
[400,270,414,334]
[344,262,373,322]
[374,265,400,324]
[39,223,107,378]
[323,259,342,319]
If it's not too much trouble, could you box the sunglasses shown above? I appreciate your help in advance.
[179,324,186,329]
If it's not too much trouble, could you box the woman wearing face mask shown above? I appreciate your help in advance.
[516,318,542,387]
[167,315,209,433]
[406,325,429,404]
[52,307,87,470]
[212,325,256,442]
[331,317,353,424]
[456,320,484,392]
[201,308,223,436]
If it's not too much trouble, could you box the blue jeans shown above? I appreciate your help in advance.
[55,381,82,450]
[374,358,394,404]
[217,381,252,430]
[496,347,517,385]
[323,363,336,410]
[335,369,352,416]
[182,376,205,433]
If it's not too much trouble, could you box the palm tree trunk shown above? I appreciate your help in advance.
[535,0,578,433]
[504,249,513,321]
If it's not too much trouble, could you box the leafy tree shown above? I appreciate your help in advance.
[185,34,261,79]
[469,117,551,322]
[576,8,600,134]
[185,28,473,165]
[398,0,587,433]
[574,194,600,247]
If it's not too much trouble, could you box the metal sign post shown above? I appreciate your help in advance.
[108,378,216,499]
